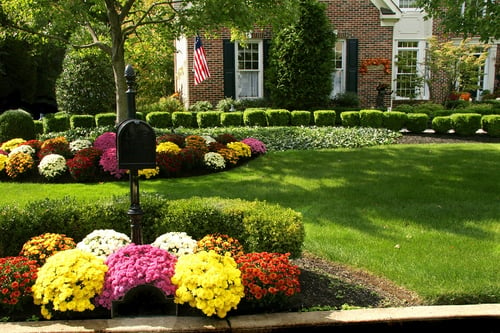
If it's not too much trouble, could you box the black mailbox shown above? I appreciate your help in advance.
[117,119,156,169]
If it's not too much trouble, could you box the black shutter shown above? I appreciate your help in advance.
[223,39,235,98]
[346,39,358,93]
[263,39,271,99]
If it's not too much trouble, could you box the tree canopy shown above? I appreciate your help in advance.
[416,0,500,42]
[1,0,300,122]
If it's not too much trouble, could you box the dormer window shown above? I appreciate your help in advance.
[397,0,417,9]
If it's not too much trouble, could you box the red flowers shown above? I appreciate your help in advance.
[0,256,39,305]
[236,252,301,304]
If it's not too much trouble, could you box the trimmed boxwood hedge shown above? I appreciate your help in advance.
[314,110,336,127]
[482,115,500,137]
[221,112,243,127]
[172,111,194,128]
[359,110,384,128]
[243,109,268,127]
[70,115,95,129]
[432,116,453,134]
[266,109,290,126]
[382,111,407,131]
[405,113,429,133]
[340,111,360,127]
[450,113,482,136]
[146,111,172,128]
[0,194,305,258]
[290,111,311,126]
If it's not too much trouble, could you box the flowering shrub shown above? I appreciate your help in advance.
[19,233,76,265]
[156,141,181,154]
[99,148,126,179]
[0,138,26,152]
[38,137,71,159]
[8,145,35,157]
[76,229,131,260]
[95,244,177,309]
[172,250,244,318]
[32,249,108,319]
[197,234,244,258]
[227,141,251,159]
[203,152,226,170]
[156,151,183,176]
[38,154,67,180]
[0,256,39,306]
[236,252,301,305]
[66,147,102,182]
[22,139,43,153]
[240,138,267,156]
[93,132,116,151]
[185,135,208,154]
[5,152,35,179]
[217,148,239,166]
[151,232,198,257]
[69,139,92,154]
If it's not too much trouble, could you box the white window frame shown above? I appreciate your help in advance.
[394,40,428,100]
[235,40,264,100]
[331,40,346,98]
[396,0,418,10]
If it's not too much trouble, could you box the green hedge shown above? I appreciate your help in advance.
[95,113,116,127]
[314,110,336,126]
[0,109,36,142]
[266,109,290,126]
[0,195,305,258]
[42,113,71,133]
[481,115,500,137]
[243,109,268,127]
[382,111,407,131]
[221,112,243,127]
[70,115,95,129]
[340,111,360,127]
[359,110,384,128]
[450,113,482,136]
[432,116,453,134]
[405,113,429,133]
[172,112,194,128]
[290,111,311,126]
[197,111,222,128]
[146,111,172,128]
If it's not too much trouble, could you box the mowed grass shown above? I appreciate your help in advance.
[1,143,499,304]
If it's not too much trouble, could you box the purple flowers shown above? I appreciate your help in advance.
[240,138,267,156]
[95,244,178,309]
[93,132,116,151]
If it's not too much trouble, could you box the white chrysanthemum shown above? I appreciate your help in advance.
[201,135,216,144]
[203,152,226,170]
[70,139,92,154]
[38,154,67,179]
[8,144,35,157]
[151,232,197,257]
[77,229,131,259]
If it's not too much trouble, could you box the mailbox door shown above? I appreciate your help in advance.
[117,119,156,169]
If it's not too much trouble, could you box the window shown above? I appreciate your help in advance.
[331,41,346,97]
[395,41,426,99]
[397,0,417,9]
[235,41,263,99]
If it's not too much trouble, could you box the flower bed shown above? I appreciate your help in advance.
[0,231,301,321]
[0,133,266,182]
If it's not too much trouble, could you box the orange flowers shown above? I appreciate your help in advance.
[360,58,391,74]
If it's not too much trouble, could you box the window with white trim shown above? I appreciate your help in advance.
[397,0,417,9]
[235,41,263,99]
[395,41,427,99]
[331,40,346,97]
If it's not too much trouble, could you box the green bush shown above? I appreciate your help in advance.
[432,116,453,134]
[412,103,445,117]
[243,109,268,127]
[70,115,95,129]
[216,98,243,112]
[42,113,70,133]
[0,109,35,142]
[172,112,194,128]
[95,113,116,127]
[146,111,172,128]
[481,115,500,137]
[340,111,360,127]
[34,120,43,136]
[405,113,429,133]
[382,112,407,131]
[290,111,311,126]
[313,110,336,126]
[197,111,222,128]
[266,109,290,126]
[0,195,305,258]
[450,113,482,136]
[188,101,213,112]
[359,110,384,128]
[393,104,414,113]
[135,112,145,121]
[220,112,243,127]
[332,92,360,108]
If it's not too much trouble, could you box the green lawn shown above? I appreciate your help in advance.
[1,143,499,304]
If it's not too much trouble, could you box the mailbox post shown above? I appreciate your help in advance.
[117,65,156,244]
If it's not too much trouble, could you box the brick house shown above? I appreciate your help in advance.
[174,0,499,109]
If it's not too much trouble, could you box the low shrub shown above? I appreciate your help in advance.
[42,113,70,133]
[146,111,172,128]
[189,101,213,112]
[197,111,222,128]
[340,111,360,127]
[172,112,194,128]
[221,112,243,127]
[266,109,290,126]
[432,116,453,134]
[313,110,336,127]
[382,111,407,131]
[412,103,445,117]
[481,115,500,137]
[290,111,311,126]
[95,113,116,127]
[0,109,35,142]
[34,120,43,136]
[450,113,482,136]
[0,195,305,258]
[405,113,429,133]
[359,110,384,128]
[243,109,267,127]
[70,115,95,129]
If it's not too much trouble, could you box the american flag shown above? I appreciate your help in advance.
[193,35,210,85]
